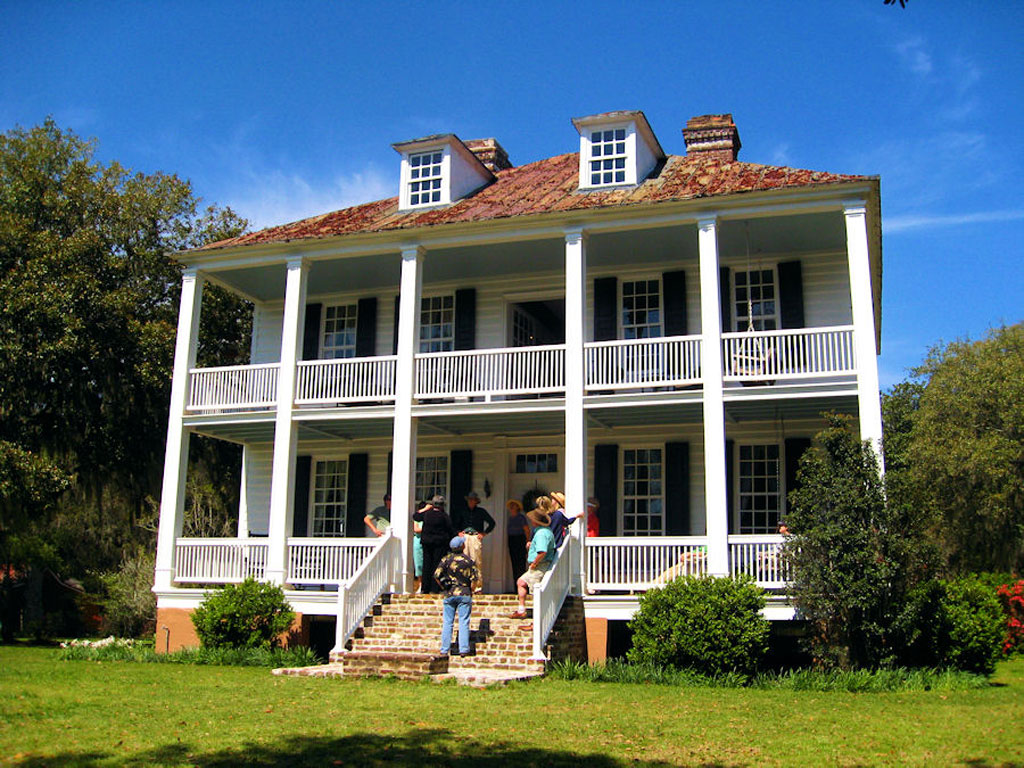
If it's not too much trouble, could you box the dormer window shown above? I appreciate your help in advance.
[589,127,628,186]
[409,150,444,206]
[573,110,666,191]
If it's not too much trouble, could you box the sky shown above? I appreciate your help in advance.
[2,1,1022,388]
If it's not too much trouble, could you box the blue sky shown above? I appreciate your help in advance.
[2,1,1021,387]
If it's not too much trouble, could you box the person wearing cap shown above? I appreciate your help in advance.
[414,495,455,594]
[505,498,531,591]
[434,535,481,657]
[508,507,557,620]
[364,493,392,537]
[458,491,495,592]
[585,496,600,537]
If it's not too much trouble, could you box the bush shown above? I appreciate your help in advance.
[190,578,295,650]
[58,640,320,667]
[895,576,1005,675]
[996,579,1024,656]
[99,549,156,638]
[626,574,769,678]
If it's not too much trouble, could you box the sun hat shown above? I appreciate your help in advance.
[449,536,465,550]
[527,508,551,527]
[506,498,523,513]
[550,491,566,507]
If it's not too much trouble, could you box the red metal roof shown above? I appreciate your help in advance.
[200,152,871,251]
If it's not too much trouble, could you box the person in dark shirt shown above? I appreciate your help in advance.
[434,536,481,657]
[414,495,455,594]
[364,493,391,537]
[458,491,495,592]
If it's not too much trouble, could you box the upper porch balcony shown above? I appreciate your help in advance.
[185,325,856,414]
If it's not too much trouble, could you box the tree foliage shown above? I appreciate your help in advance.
[906,324,1024,573]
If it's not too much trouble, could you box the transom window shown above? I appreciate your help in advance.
[312,459,348,537]
[409,150,443,206]
[735,269,778,331]
[419,295,454,353]
[622,448,663,536]
[622,279,662,339]
[514,453,558,474]
[738,444,781,534]
[322,304,357,359]
[590,128,627,186]
[415,455,448,503]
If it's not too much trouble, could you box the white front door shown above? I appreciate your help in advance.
[501,448,563,592]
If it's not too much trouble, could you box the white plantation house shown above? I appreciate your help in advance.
[154,111,882,668]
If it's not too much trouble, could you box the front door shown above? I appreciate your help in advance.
[502,448,562,592]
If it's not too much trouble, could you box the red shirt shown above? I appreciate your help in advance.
[586,509,600,537]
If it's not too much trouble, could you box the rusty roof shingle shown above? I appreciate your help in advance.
[200,152,870,251]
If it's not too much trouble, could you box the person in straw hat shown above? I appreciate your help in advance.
[505,498,530,592]
[507,506,557,621]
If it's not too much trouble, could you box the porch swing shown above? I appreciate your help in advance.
[730,223,775,383]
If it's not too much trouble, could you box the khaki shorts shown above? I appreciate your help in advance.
[518,566,550,590]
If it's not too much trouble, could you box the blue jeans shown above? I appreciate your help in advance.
[440,595,472,655]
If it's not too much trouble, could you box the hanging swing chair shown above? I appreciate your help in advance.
[731,224,776,384]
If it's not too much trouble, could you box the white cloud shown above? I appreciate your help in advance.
[884,208,1024,234]
[770,143,791,166]
[894,37,933,76]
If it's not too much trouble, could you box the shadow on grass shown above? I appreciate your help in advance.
[11,728,745,767]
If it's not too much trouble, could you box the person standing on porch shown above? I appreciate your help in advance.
[548,491,571,547]
[508,508,556,621]
[434,536,480,657]
[415,495,455,594]
[364,493,391,537]
[458,491,494,592]
[506,498,530,592]
[585,497,600,537]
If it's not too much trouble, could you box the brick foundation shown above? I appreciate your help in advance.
[585,616,608,663]
[154,607,307,653]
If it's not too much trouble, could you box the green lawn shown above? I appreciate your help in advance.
[1,647,1022,767]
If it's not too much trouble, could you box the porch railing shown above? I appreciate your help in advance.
[722,325,856,381]
[173,538,269,583]
[333,529,400,653]
[728,535,788,589]
[187,363,279,412]
[286,538,379,585]
[532,532,579,660]
[295,356,398,405]
[586,537,710,590]
[585,335,702,390]
[415,344,565,399]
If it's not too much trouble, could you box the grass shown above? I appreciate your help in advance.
[2,646,1023,767]
[56,642,322,667]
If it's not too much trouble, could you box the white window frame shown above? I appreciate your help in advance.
[579,121,637,189]
[620,276,663,340]
[734,442,783,534]
[399,145,451,209]
[419,294,455,353]
[415,455,448,504]
[620,446,665,537]
[733,265,780,332]
[321,303,358,359]
[310,458,349,537]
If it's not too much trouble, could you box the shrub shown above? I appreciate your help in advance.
[58,640,320,667]
[190,578,295,650]
[894,576,1004,675]
[996,579,1024,656]
[99,549,156,638]
[626,574,769,678]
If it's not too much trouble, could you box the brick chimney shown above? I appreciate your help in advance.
[682,114,741,162]
[464,138,513,173]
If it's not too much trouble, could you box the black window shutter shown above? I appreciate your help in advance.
[594,444,618,536]
[665,442,690,535]
[777,260,805,329]
[392,295,401,355]
[454,288,476,351]
[346,453,369,537]
[386,451,393,496]
[719,267,731,332]
[302,304,323,360]
[594,277,617,341]
[356,297,378,357]
[449,450,473,530]
[725,439,735,534]
[292,456,312,537]
[784,437,812,516]
[663,270,688,337]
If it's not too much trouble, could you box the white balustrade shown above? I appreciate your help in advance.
[295,356,398,405]
[187,364,279,412]
[287,538,379,585]
[173,538,269,583]
[333,530,400,653]
[415,344,565,399]
[532,533,578,660]
[585,335,702,390]
[586,537,709,590]
[722,326,856,381]
[728,535,788,588]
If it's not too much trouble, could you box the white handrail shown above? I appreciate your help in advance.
[586,537,710,590]
[332,529,400,654]
[531,533,578,660]
[173,538,269,583]
[286,538,378,585]
[295,356,398,405]
[722,325,856,380]
[585,334,702,390]
[415,344,565,399]
[187,363,279,412]
[728,534,788,588]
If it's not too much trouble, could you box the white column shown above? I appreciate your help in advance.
[389,246,424,592]
[237,448,249,538]
[265,257,310,585]
[154,269,204,591]
[844,203,884,464]
[564,228,588,595]
[698,217,729,576]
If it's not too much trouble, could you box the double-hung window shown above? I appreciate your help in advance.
[409,150,443,207]
[415,455,448,503]
[622,448,664,536]
[589,128,628,186]
[322,304,357,359]
[419,295,454,353]
[734,268,778,331]
[737,444,781,534]
[622,279,662,339]
[311,459,348,536]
